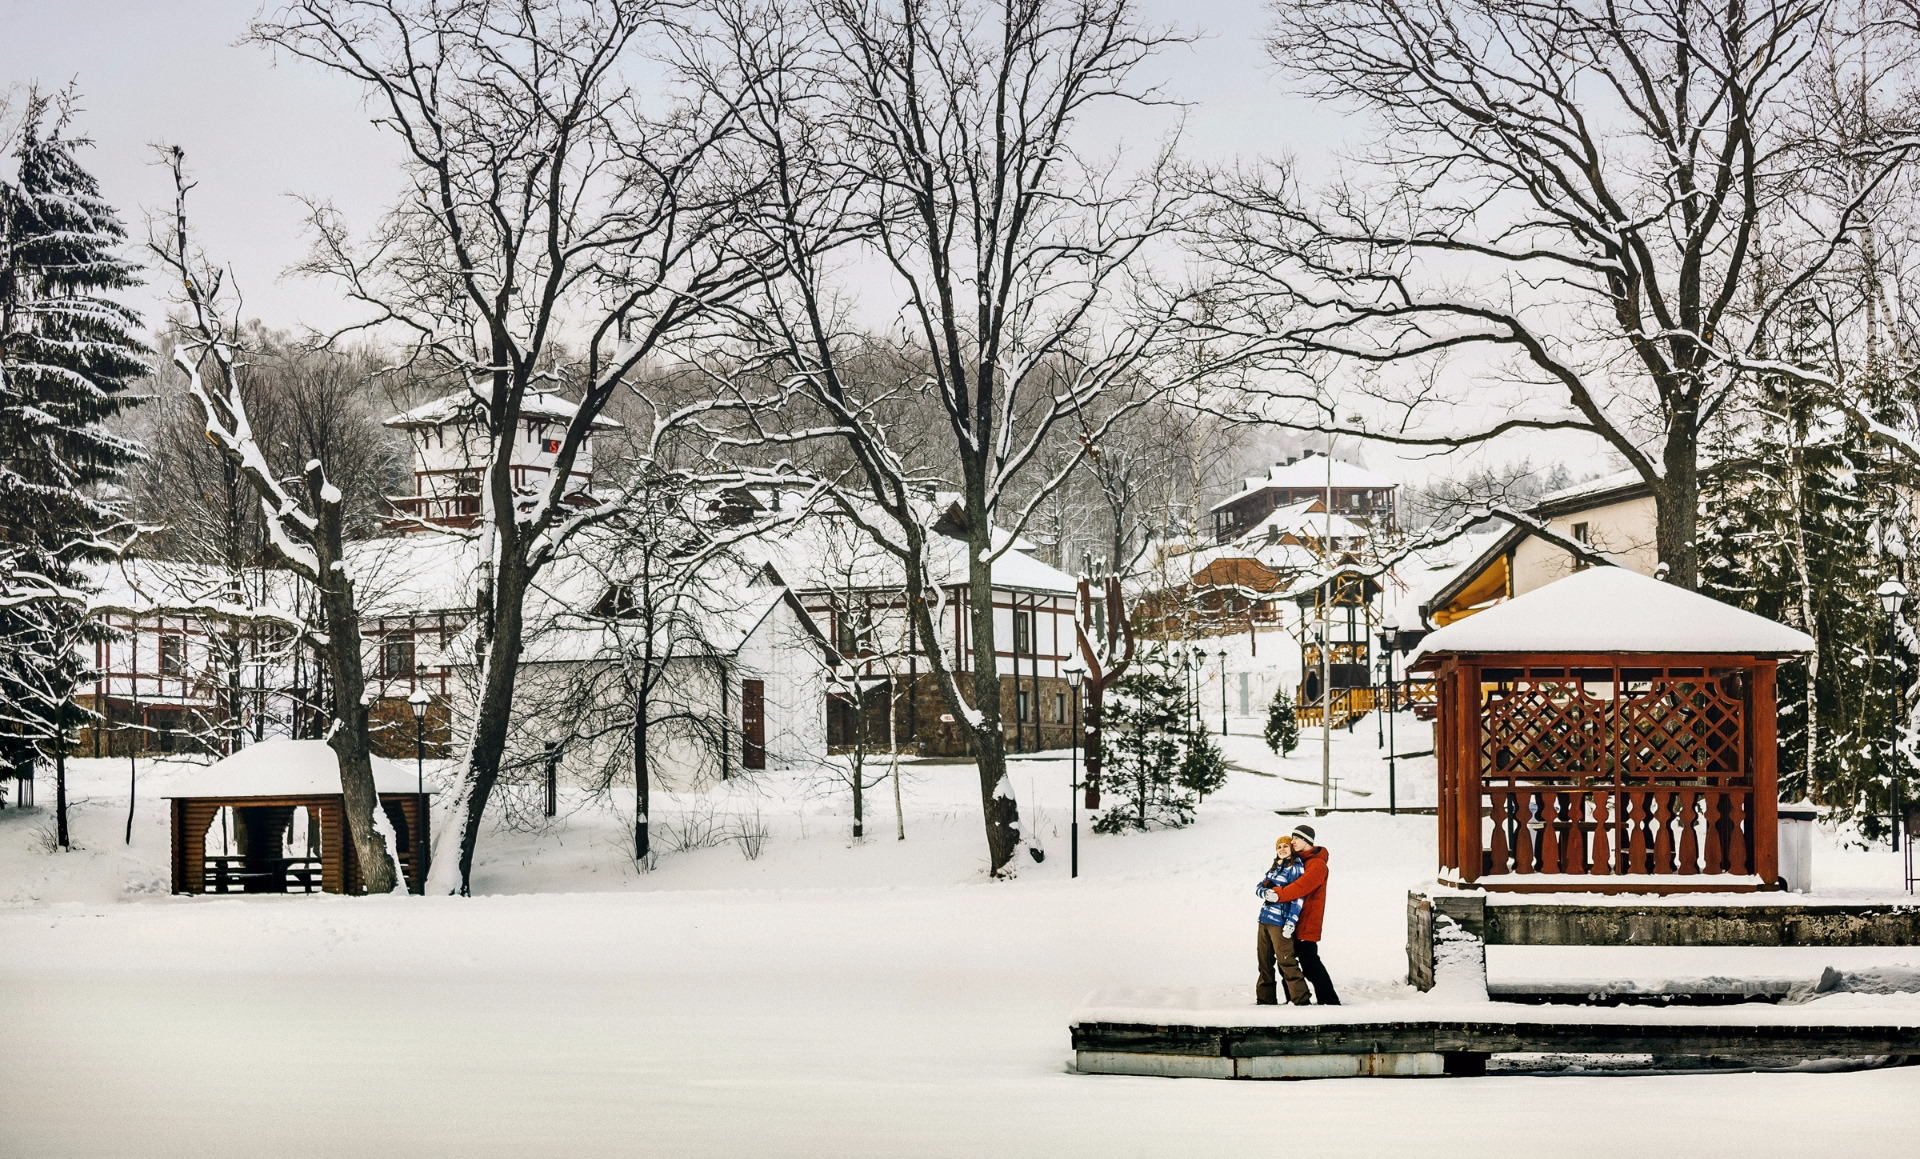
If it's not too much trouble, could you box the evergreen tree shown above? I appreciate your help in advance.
[1702,366,1904,837]
[0,90,146,813]
[1264,688,1300,756]
[1094,647,1220,832]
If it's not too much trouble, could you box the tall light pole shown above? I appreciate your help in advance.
[1878,580,1908,854]
[408,688,430,796]
[408,687,430,887]
[1189,648,1205,736]
[1217,648,1228,736]
[1381,625,1399,816]
[1322,444,1335,809]
[1065,660,1085,878]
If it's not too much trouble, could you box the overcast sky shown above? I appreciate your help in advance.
[0,0,1621,486]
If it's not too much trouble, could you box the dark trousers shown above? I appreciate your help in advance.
[1255,923,1310,1005]
[1295,939,1340,1005]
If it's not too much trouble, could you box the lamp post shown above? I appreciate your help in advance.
[408,688,430,797]
[1065,660,1085,879]
[1879,580,1908,854]
[1381,625,1399,816]
[1217,648,1228,736]
[1188,648,1204,736]
[408,687,430,886]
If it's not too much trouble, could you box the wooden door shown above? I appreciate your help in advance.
[742,679,766,770]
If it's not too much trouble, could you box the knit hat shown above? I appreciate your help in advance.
[1291,824,1316,845]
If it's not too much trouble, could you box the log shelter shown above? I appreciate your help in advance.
[162,739,433,895]
[1410,568,1814,894]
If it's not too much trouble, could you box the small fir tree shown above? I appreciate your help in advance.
[1094,647,1219,832]
[1264,688,1300,756]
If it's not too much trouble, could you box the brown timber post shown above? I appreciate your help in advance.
[170,798,186,894]
[1752,660,1780,887]
[1457,661,1483,883]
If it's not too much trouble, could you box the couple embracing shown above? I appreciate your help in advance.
[1254,825,1338,1006]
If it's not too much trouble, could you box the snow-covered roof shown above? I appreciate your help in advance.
[1233,499,1368,545]
[385,387,623,431]
[753,503,1077,597]
[1532,468,1649,514]
[1381,525,1514,630]
[348,531,482,618]
[158,739,428,799]
[1209,454,1396,513]
[1412,567,1814,659]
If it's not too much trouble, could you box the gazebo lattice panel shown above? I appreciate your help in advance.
[1432,655,1779,891]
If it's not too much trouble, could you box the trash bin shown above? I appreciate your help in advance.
[1777,801,1817,893]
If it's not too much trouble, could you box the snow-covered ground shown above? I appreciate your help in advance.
[4,714,1918,1157]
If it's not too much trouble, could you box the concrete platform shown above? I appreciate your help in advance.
[1068,987,1920,1079]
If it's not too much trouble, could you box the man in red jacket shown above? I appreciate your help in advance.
[1269,825,1339,1005]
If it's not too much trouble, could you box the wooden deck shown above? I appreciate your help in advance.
[1071,1005,1920,1078]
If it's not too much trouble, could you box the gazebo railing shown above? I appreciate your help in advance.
[1481,784,1756,878]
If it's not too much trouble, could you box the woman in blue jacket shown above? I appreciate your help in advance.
[1254,837,1310,1005]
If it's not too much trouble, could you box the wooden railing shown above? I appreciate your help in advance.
[1297,687,1376,729]
[203,855,324,894]
[1481,785,1756,878]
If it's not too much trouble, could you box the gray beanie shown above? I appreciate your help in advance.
[1291,824,1316,844]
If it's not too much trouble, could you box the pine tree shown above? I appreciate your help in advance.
[1702,367,1904,836]
[1094,647,1219,832]
[1264,688,1300,756]
[0,90,147,816]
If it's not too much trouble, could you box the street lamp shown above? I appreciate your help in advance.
[1187,648,1204,735]
[1879,580,1907,618]
[1064,659,1085,879]
[1381,625,1400,816]
[407,687,430,797]
[1880,580,1909,855]
[1217,648,1228,737]
[408,687,431,887]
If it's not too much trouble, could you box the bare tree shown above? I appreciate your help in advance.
[153,149,400,894]
[705,0,1228,876]
[1196,0,1920,589]
[253,0,784,893]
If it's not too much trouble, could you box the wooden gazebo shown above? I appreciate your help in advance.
[163,739,432,895]
[1411,568,1814,893]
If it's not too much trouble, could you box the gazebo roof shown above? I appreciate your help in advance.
[159,739,429,800]
[1411,566,1814,662]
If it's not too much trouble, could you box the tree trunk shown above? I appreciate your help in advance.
[54,702,68,849]
[1653,420,1702,591]
[635,684,651,862]
[437,557,530,895]
[853,758,864,839]
[312,468,398,896]
[1083,682,1106,810]
[966,512,1021,876]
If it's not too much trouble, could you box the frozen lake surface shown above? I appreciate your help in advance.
[5,720,1917,1156]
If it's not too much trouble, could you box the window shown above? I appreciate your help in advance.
[382,638,416,679]
[158,634,185,676]
[1017,690,1030,723]
[1055,692,1067,722]
[1012,609,1033,654]
[1571,522,1590,544]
